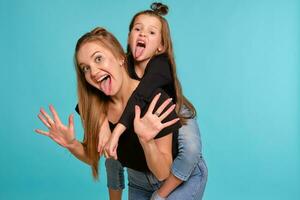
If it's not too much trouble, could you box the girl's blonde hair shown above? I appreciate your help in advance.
[74,27,126,179]
[127,3,196,124]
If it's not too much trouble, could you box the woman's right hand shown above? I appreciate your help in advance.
[35,105,76,149]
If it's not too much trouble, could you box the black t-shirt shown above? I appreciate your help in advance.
[75,53,176,125]
[118,53,176,128]
[111,88,181,172]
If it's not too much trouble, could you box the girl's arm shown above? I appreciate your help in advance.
[35,105,92,165]
[106,55,172,157]
[118,54,172,128]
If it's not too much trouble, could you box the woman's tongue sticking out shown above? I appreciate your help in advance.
[100,75,112,95]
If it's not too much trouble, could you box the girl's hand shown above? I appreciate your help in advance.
[97,117,111,156]
[104,133,119,160]
[134,93,179,142]
[35,105,76,148]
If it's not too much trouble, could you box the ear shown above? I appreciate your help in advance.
[119,58,125,67]
[157,43,164,53]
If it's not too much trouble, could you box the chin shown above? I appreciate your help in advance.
[135,56,150,63]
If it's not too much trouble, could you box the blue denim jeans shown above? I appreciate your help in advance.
[105,158,125,190]
[172,106,203,181]
[127,168,163,200]
[128,159,207,200]
[105,106,208,198]
[167,159,207,200]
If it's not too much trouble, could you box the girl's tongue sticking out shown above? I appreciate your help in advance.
[134,41,145,58]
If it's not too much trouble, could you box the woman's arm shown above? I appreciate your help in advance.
[139,134,173,181]
[133,92,181,180]
[35,105,92,165]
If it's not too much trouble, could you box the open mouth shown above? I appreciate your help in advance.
[97,74,112,95]
[135,40,146,58]
[98,74,110,82]
[137,41,146,48]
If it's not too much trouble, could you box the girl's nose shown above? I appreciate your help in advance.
[139,31,146,37]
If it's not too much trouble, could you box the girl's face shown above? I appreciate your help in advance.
[77,41,124,96]
[128,14,164,63]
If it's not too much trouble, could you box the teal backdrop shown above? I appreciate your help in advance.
[0,0,299,199]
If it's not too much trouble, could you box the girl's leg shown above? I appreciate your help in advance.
[156,107,207,199]
[171,107,202,181]
[105,158,125,200]
[167,159,208,200]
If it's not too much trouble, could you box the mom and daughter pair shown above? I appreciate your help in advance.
[36,3,207,200]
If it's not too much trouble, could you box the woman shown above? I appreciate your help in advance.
[35,27,181,199]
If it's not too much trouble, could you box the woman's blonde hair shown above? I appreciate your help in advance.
[74,27,126,179]
[127,3,196,124]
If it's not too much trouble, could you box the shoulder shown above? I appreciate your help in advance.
[150,88,170,103]
[147,53,170,67]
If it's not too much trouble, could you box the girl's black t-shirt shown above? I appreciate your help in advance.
[118,53,176,128]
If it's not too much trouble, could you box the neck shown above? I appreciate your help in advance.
[110,73,139,107]
[134,58,151,78]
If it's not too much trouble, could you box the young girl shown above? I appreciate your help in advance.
[103,2,208,200]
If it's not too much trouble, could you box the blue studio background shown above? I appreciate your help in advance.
[0,0,299,199]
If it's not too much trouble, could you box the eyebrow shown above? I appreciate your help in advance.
[133,23,159,30]
[78,51,101,66]
[91,51,101,58]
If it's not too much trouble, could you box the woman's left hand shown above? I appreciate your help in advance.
[134,93,179,142]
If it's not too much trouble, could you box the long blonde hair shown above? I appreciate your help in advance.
[74,27,126,179]
[127,3,196,124]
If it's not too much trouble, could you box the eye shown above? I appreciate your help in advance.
[150,31,155,35]
[134,27,140,31]
[81,65,90,73]
[95,55,102,63]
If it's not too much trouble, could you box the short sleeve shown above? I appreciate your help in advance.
[75,104,80,115]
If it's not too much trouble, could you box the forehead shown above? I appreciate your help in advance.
[134,14,162,29]
[77,41,111,62]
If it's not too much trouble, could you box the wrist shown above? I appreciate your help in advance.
[157,189,167,198]
[66,138,77,149]
[138,136,153,145]
[151,190,166,200]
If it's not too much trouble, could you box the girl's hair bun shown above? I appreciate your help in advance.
[150,2,169,16]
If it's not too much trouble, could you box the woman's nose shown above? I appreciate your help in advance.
[90,65,99,78]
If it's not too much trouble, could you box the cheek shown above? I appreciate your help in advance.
[128,37,134,48]
[84,75,95,87]
[128,32,137,44]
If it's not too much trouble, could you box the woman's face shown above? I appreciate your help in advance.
[128,14,163,62]
[77,41,124,96]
